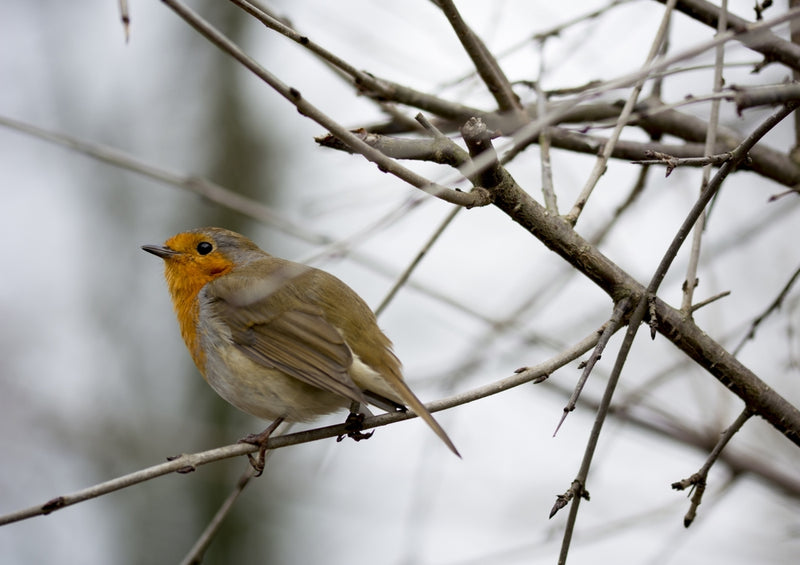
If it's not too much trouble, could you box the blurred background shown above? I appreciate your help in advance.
[1,1,799,563]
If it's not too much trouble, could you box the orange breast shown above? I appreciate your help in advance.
[163,255,233,373]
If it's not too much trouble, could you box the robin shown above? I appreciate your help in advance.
[142,227,459,471]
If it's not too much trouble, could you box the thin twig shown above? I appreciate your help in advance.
[681,0,727,315]
[161,0,490,209]
[375,206,461,317]
[657,0,800,72]
[554,297,631,435]
[732,263,800,356]
[634,150,734,175]
[671,408,753,527]
[648,102,798,308]
[588,165,650,247]
[179,465,257,565]
[495,7,800,191]
[554,101,798,562]
[440,0,631,91]
[536,40,558,214]
[373,112,471,317]
[230,0,490,127]
[297,195,425,265]
[689,290,731,313]
[0,326,601,528]
[546,379,800,498]
[179,423,289,565]
[563,0,678,226]
[435,0,525,116]
[119,0,130,42]
[0,115,323,244]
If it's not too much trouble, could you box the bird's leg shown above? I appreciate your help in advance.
[337,402,374,442]
[239,417,284,476]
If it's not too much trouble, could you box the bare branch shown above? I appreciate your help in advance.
[536,40,559,214]
[681,0,728,315]
[733,263,800,355]
[0,326,601,528]
[689,290,732,313]
[730,82,800,112]
[554,297,632,435]
[634,150,735,175]
[375,207,461,317]
[435,0,525,116]
[179,465,257,565]
[658,0,800,72]
[671,408,753,527]
[0,115,324,244]
[161,0,491,209]
[485,104,800,447]
[564,0,679,226]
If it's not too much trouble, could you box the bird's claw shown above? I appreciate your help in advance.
[238,417,283,477]
[337,412,374,443]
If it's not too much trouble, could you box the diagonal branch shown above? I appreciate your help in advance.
[554,298,632,435]
[462,107,800,448]
[564,0,678,225]
[435,0,526,117]
[671,408,753,527]
[657,0,800,72]
[162,0,491,209]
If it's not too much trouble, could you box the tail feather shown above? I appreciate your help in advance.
[389,379,460,457]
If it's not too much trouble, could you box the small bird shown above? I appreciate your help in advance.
[142,227,458,469]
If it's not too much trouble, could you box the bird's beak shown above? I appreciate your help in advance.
[141,244,180,259]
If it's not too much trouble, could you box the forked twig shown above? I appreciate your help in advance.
[179,423,290,565]
[671,408,752,527]
[162,0,491,209]
[564,0,678,225]
[554,298,631,435]
[680,0,728,315]
[554,101,798,563]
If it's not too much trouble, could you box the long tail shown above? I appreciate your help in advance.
[390,379,460,457]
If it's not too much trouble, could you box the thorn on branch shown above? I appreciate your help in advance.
[550,481,590,519]
[549,494,570,519]
[648,296,658,340]
[689,290,731,314]
[768,189,797,202]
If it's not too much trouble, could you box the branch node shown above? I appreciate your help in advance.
[41,497,66,515]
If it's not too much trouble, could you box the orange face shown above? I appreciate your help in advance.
[155,232,236,369]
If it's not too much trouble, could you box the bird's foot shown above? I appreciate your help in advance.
[238,417,284,476]
[337,412,374,443]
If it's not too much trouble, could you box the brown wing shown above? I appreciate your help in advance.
[205,259,367,406]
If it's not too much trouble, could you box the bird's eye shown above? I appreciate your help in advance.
[196,241,213,255]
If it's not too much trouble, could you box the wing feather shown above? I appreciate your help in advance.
[206,260,366,405]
